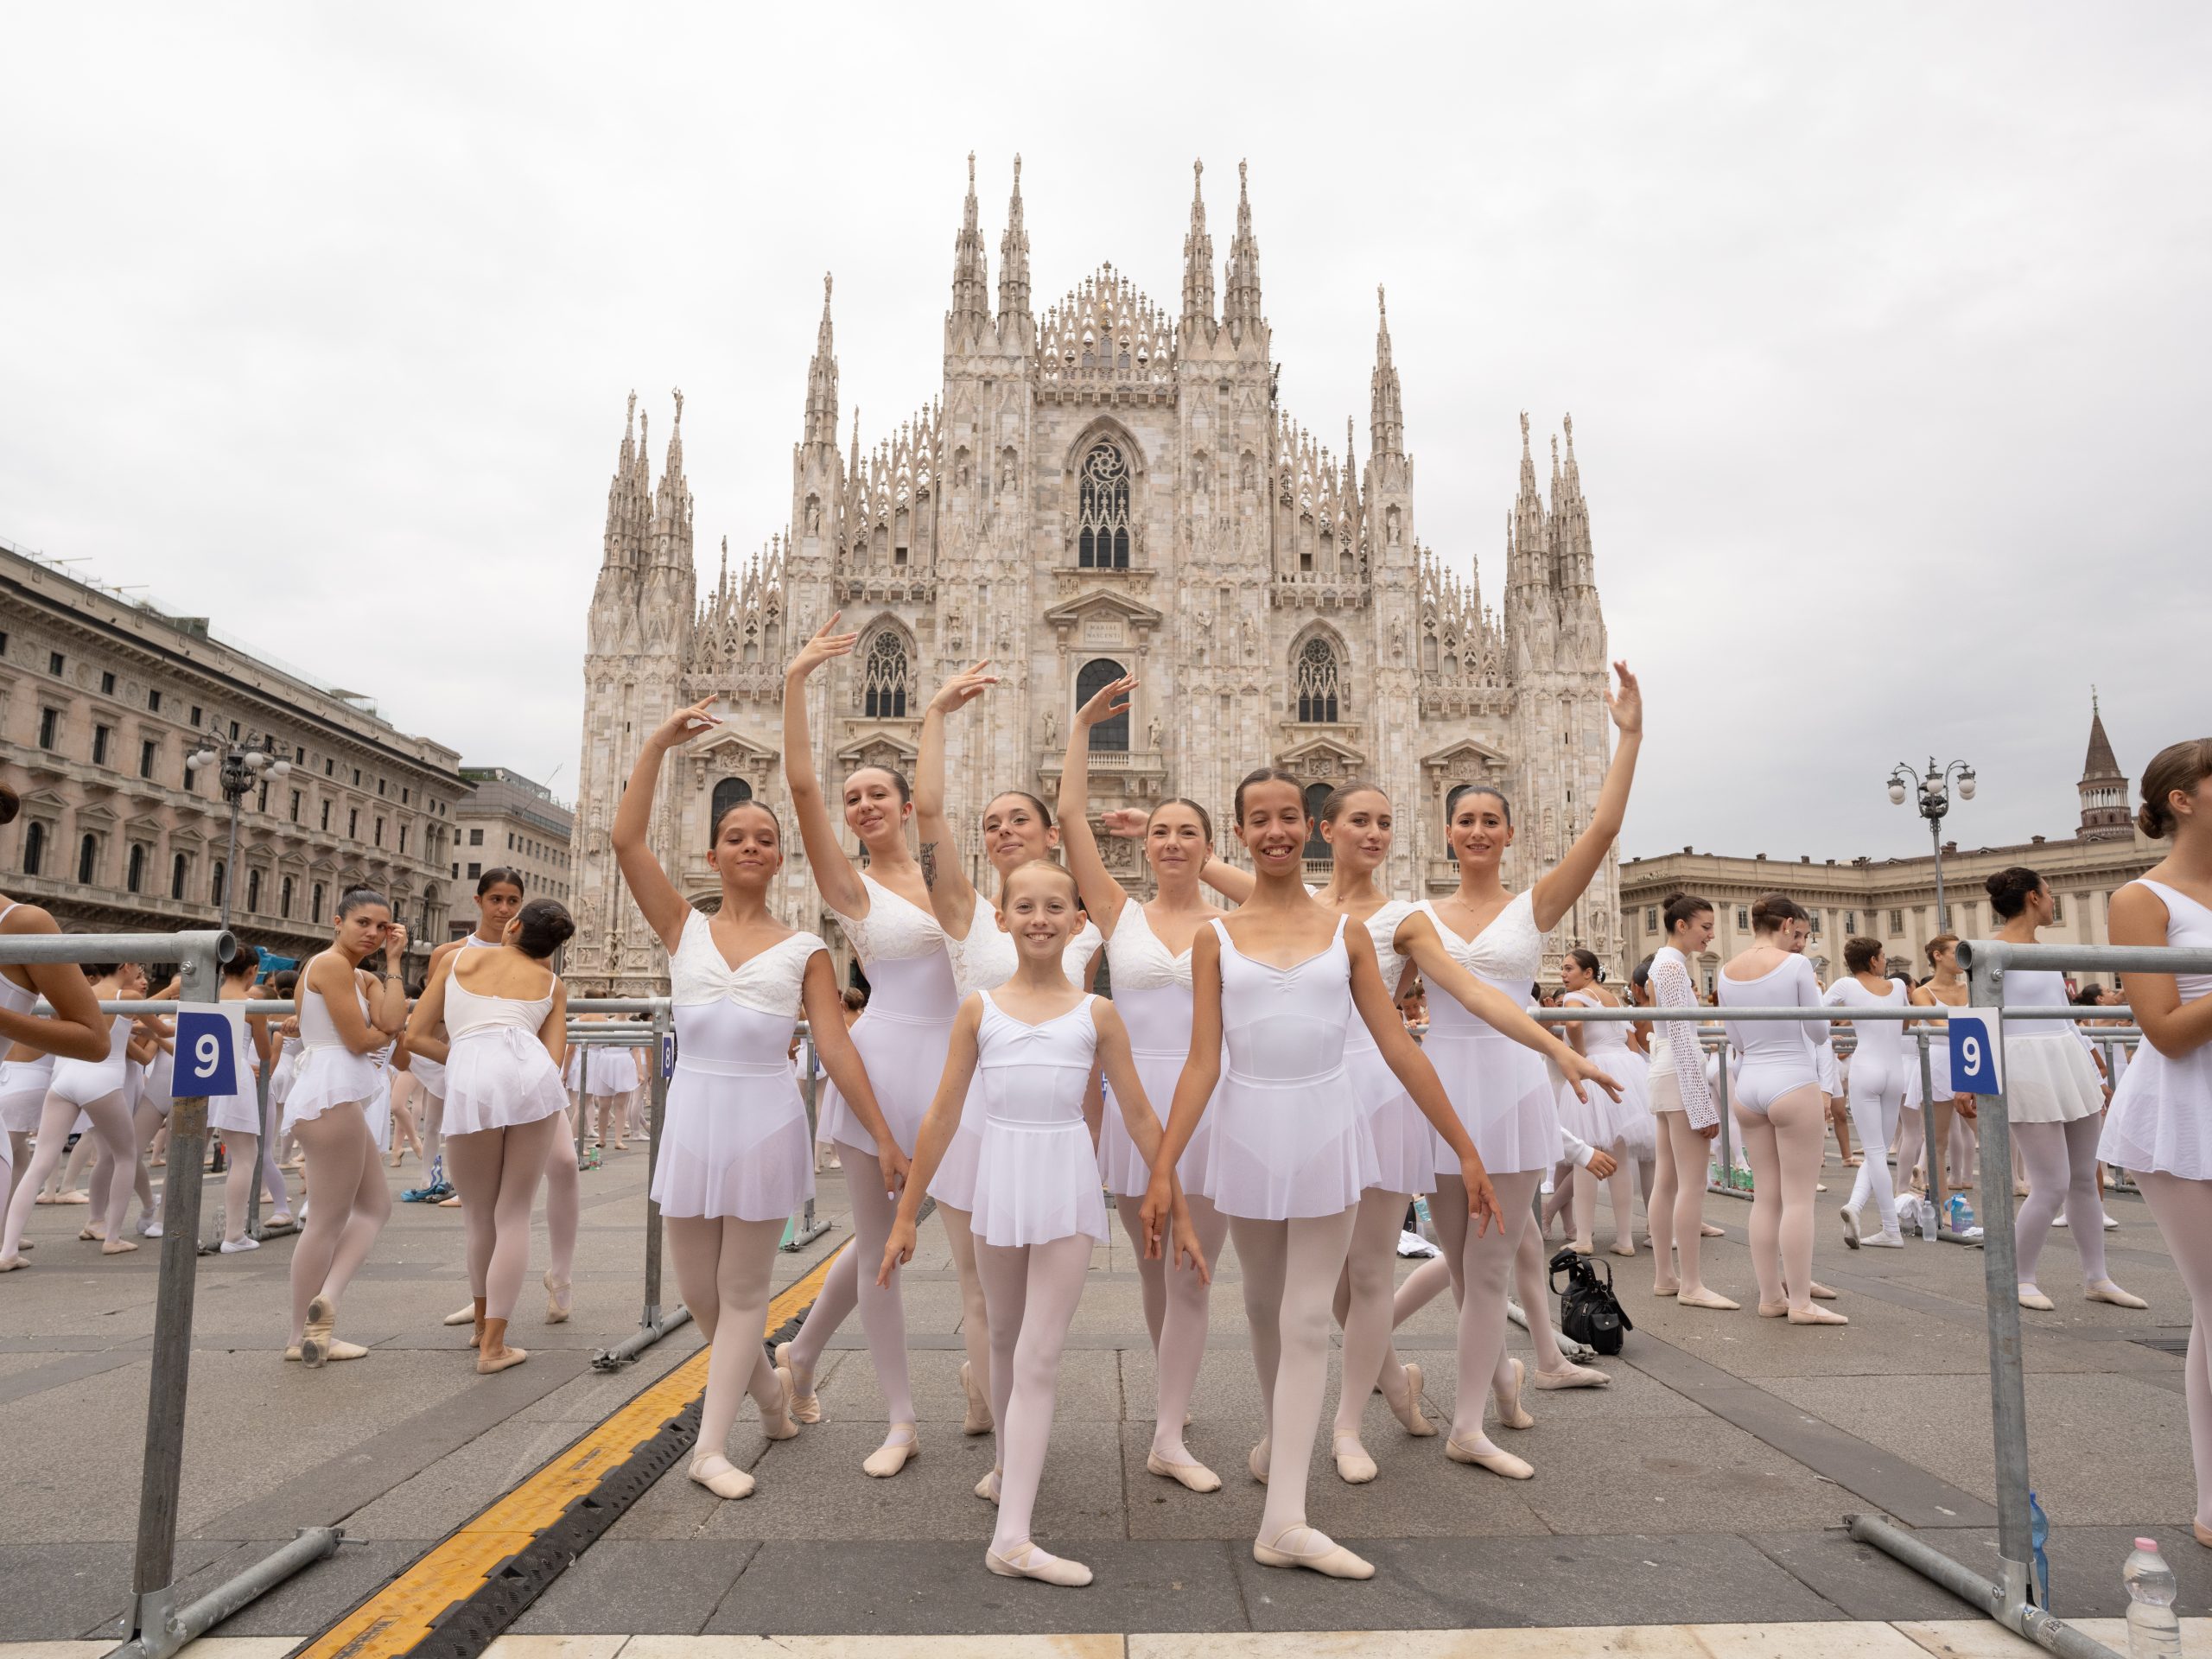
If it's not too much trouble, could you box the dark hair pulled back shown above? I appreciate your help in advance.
[1985,866,2044,920]
[514,899,575,958]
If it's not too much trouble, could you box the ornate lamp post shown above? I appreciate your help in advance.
[1888,757,1975,933]
[184,737,292,933]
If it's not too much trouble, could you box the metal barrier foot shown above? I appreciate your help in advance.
[1847,1514,2122,1659]
[592,1304,695,1371]
[781,1217,832,1252]
[108,1528,342,1659]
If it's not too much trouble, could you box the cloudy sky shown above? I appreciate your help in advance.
[3,4,2204,863]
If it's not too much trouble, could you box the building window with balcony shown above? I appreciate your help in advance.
[171,852,188,900]
[1294,635,1342,724]
[1073,658,1128,752]
[127,843,146,893]
[38,707,60,750]
[22,822,45,876]
[77,834,99,885]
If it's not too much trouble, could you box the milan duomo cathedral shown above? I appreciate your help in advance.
[566,157,1618,995]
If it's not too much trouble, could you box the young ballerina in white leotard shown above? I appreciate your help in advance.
[1141,768,1503,1581]
[619,700,892,1499]
[1559,949,1646,1258]
[885,858,1205,1586]
[777,617,940,1478]
[916,660,1102,1441]
[406,899,575,1373]
[205,954,277,1252]
[1645,894,1738,1308]
[1986,864,2144,1311]
[1828,937,1910,1250]
[283,892,409,1365]
[2100,740,2212,1544]
[1911,934,1978,1238]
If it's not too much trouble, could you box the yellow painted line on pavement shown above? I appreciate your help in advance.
[296,1243,846,1659]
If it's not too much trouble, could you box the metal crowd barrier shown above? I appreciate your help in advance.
[565,998,686,1369]
[1,930,343,1659]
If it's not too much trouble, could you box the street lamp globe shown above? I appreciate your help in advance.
[1958,767,1976,801]
[245,751,268,772]
[187,749,215,772]
[1887,779,1908,806]
[270,758,292,779]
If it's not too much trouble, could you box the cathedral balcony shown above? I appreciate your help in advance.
[1036,748,1167,802]
[1272,575,1370,611]
[833,575,935,607]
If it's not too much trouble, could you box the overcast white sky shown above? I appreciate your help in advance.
[3,4,2205,862]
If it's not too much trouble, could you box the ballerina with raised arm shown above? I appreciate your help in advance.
[1139,768,1503,1581]
[914,659,1102,1442]
[774,618,944,1478]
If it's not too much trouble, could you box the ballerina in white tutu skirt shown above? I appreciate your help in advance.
[883,858,1205,1588]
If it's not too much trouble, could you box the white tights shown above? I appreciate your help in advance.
[3,1091,136,1257]
[220,1131,291,1243]
[1135,1191,1229,1465]
[934,1203,998,1424]
[2138,1172,2212,1530]
[288,1104,392,1342]
[975,1233,1093,1553]
[666,1215,786,1469]
[784,1140,914,1427]
[1113,1194,1169,1351]
[2014,1116,2110,1289]
[1572,1141,1637,1251]
[1736,1086,1826,1312]
[541,1112,579,1289]
[1433,1169,1540,1449]
[1230,1210,1359,1541]
[1847,1086,1904,1232]
[444,1116,561,1319]
[1649,1112,1716,1294]
[1332,1188,1414,1442]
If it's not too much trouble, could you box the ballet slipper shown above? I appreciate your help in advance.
[1758,1301,1789,1318]
[436,1194,463,1208]
[2086,1281,2147,1310]
[862,1426,918,1478]
[219,1236,260,1254]
[1494,1357,1535,1429]
[543,1272,571,1325]
[1145,1451,1222,1492]
[1253,1525,1374,1580]
[1675,1287,1741,1311]
[300,1292,336,1369]
[1787,1305,1849,1325]
[1840,1205,1861,1250]
[476,1319,528,1374]
[1389,1362,1437,1436]
[101,1237,139,1255]
[1653,1278,1681,1298]
[442,1303,477,1326]
[760,1378,800,1441]
[78,1225,104,1241]
[1700,1222,1725,1237]
[1248,1439,1270,1484]
[1609,1243,1637,1258]
[1807,1281,1838,1300]
[687,1454,754,1501]
[2018,1285,2056,1312]
[34,1192,56,1205]
[283,1338,367,1362]
[1532,1359,1611,1390]
[266,1212,295,1228]
[986,1541,1092,1587]
[975,1465,1001,1503]
[59,1191,89,1204]
[1332,1433,1379,1484]
[774,1342,824,1423]
[960,1359,994,1435]
[612,1140,627,1153]
[1861,1229,1906,1249]
[1446,1435,1535,1479]
[1569,1236,1595,1255]
[2195,1521,2212,1550]
[0,1255,28,1272]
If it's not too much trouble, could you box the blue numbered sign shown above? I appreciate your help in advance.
[174,1006,239,1097]
[660,1032,677,1081]
[1949,1009,2005,1096]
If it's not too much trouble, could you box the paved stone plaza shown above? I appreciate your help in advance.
[3,1145,2209,1646]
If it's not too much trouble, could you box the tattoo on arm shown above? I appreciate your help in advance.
[918,839,939,889]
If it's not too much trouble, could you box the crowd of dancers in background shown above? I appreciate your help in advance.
[0,639,2208,1586]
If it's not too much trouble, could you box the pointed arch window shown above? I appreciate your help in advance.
[1075,658,1128,752]
[710,777,753,836]
[861,630,910,720]
[1077,442,1131,569]
[1294,635,1342,723]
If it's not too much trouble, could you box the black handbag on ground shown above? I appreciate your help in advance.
[1548,1246,1632,1356]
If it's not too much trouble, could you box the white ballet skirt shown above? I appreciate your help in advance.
[816,874,958,1157]
[965,992,1109,1247]
[0,1054,54,1134]
[586,1043,639,1096]
[1557,989,1650,1151]
[1204,915,1378,1219]
[563,1046,585,1092]
[270,1036,302,1108]
[1924,1031,1953,1098]
[1097,900,1211,1198]
[651,914,820,1222]
[2000,969,2106,1124]
[2101,880,2212,1179]
[281,963,388,1133]
[1417,893,1559,1175]
[410,1052,447,1100]
[441,964,567,1135]
[930,903,1102,1211]
[1340,899,1437,1196]
[207,1007,264,1136]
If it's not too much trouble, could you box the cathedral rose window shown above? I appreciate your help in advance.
[1077,442,1131,569]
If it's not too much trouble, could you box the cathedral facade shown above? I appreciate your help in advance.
[567,157,1618,995]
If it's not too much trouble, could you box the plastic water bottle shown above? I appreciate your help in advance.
[1948,1192,1975,1235]
[2122,1537,2181,1659]
[2030,1491,2051,1606]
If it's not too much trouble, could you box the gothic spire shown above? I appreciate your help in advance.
[1554,414,1593,592]
[652,387,693,567]
[997,154,1030,321]
[1224,159,1264,337]
[601,390,646,569]
[1508,411,1547,595]
[1181,158,1215,324]
[2083,691,2123,783]
[1370,284,1403,459]
[950,151,989,339]
[804,273,838,449]
[2078,690,2133,839]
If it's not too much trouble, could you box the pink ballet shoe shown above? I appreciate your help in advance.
[1494,1357,1535,1429]
[2195,1522,2212,1550]
[862,1426,918,1478]
[2018,1285,2056,1312]
[960,1360,994,1435]
[1248,1439,1270,1484]
[975,1465,1001,1503]
[283,1338,367,1362]
[1145,1451,1222,1492]
[1446,1435,1534,1479]
[1758,1300,1789,1319]
[1332,1433,1379,1484]
[1253,1525,1373,1580]
[1609,1242,1637,1258]
[1389,1362,1438,1437]
[2086,1281,2146,1310]
[688,1455,754,1501]
[986,1541,1092,1586]
[0,1255,29,1273]
[774,1342,824,1424]
[1700,1222,1726,1237]
[1653,1279,1681,1298]
[1532,1359,1611,1390]
[1787,1305,1849,1325]
[543,1272,571,1325]
[300,1293,336,1369]
[1675,1287,1740,1311]
[760,1388,799,1442]
[442,1303,477,1327]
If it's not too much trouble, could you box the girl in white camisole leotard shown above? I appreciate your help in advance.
[0,864,111,1208]
[2100,742,2212,1541]
[616,699,894,1503]
[886,858,1202,1589]
[1826,939,1910,1249]
[1556,948,1648,1256]
[912,663,1103,1440]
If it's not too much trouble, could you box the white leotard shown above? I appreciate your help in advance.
[1716,955,1827,1116]
[2101,880,2212,1179]
[440,954,567,1136]
[817,874,958,1156]
[1827,977,1907,1105]
[964,992,1109,1247]
[1097,900,1210,1197]
[1415,892,1558,1173]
